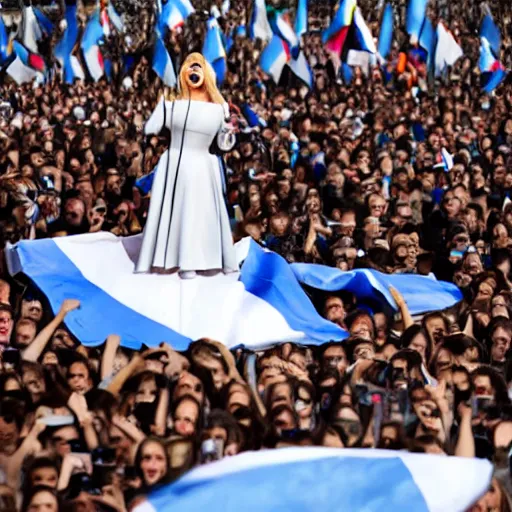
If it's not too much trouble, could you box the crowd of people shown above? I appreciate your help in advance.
[1,0,512,510]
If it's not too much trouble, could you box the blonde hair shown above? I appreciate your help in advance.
[176,52,225,105]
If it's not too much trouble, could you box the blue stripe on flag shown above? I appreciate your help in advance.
[377,3,393,60]
[12,238,190,350]
[481,14,501,55]
[295,0,307,37]
[241,240,347,342]
[147,453,429,512]
[406,0,427,40]
[33,7,54,36]
[291,264,462,316]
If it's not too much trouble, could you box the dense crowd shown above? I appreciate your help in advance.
[1,0,512,510]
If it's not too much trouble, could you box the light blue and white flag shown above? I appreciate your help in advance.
[434,22,463,76]
[202,17,227,85]
[158,0,186,33]
[249,0,273,41]
[23,6,43,53]
[292,263,462,316]
[295,0,307,37]
[259,34,290,83]
[153,34,177,86]
[134,447,492,512]
[405,0,427,42]
[33,7,54,37]
[377,3,393,60]
[54,4,81,84]
[6,235,345,350]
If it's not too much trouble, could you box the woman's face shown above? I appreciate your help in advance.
[426,317,447,344]
[174,399,199,436]
[27,490,58,512]
[136,378,158,403]
[185,62,205,90]
[140,441,167,486]
[434,348,452,376]
[409,332,428,361]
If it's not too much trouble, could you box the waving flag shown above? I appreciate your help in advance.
[12,41,45,72]
[153,34,177,87]
[23,6,43,53]
[55,4,80,84]
[289,50,313,87]
[353,7,376,54]
[6,235,345,350]
[81,13,105,82]
[479,38,505,93]
[434,22,462,76]
[481,13,500,56]
[107,2,124,32]
[249,0,272,41]
[33,7,54,37]
[158,0,186,33]
[322,0,356,55]
[377,3,393,60]
[418,16,436,67]
[260,34,290,83]
[0,17,10,63]
[134,448,492,512]
[202,17,227,85]
[295,0,307,37]
[479,13,506,93]
[268,8,300,59]
[406,0,427,42]
[241,104,267,128]
[292,262,462,316]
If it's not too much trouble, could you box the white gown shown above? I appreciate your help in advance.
[135,98,238,274]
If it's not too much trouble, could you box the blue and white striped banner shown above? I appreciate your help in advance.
[7,235,344,350]
[134,447,492,512]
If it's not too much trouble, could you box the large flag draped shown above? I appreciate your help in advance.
[6,235,345,350]
[202,17,227,85]
[7,233,463,350]
[134,448,492,512]
[291,262,462,316]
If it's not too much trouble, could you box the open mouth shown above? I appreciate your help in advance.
[189,72,200,84]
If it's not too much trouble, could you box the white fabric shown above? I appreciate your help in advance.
[7,56,37,84]
[136,98,238,274]
[52,234,304,348]
[435,23,463,76]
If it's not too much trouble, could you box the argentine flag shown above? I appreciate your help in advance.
[260,34,290,84]
[7,232,463,351]
[152,34,177,87]
[249,0,272,41]
[6,235,345,351]
[202,17,227,85]
[133,447,492,512]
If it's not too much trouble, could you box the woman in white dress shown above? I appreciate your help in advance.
[135,53,238,277]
